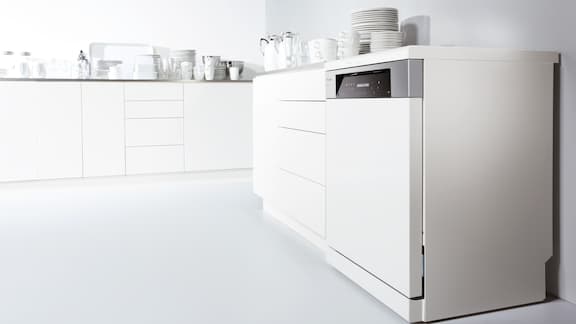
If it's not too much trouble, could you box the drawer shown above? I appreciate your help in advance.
[124,83,183,101]
[278,101,326,133]
[126,145,184,174]
[126,101,184,119]
[126,119,183,146]
[279,69,326,101]
[274,169,326,237]
[277,128,325,185]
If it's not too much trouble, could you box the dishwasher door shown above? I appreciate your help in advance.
[326,98,423,298]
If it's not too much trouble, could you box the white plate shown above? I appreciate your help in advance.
[352,8,398,15]
[352,19,398,23]
[354,26,398,29]
[352,14,398,18]
[353,21,398,26]
[371,30,403,34]
[350,15,398,20]
[372,37,403,40]
[353,26,398,30]
[353,23,398,27]
[353,18,397,23]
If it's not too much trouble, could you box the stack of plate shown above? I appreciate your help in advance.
[370,31,404,52]
[214,63,227,80]
[93,60,122,79]
[133,54,161,79]
[351,7,400,54]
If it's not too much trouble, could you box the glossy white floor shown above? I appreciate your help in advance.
[0,172,574,324]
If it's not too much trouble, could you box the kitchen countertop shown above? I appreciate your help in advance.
[0,78,252,82]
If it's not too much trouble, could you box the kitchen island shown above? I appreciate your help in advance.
[253,46,558,323]
[0,79,252,182]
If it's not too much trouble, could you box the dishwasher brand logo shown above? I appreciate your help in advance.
[356,83,370,88]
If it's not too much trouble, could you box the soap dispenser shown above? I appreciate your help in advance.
[77,50,90,79]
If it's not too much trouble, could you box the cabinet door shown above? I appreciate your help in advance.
[34,83,83,179]
[183,83,252,171]
[0,83,37,181]
[81,83,126,177]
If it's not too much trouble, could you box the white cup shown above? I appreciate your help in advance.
[308,38,338,63]
[204,65,215,81]
[193,65,204,80]
[229,66,240,80]
[19,62,31,78]
[180,62,193,80]
[32,62,47,78]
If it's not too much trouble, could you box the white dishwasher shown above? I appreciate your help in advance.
[325,60,424,298]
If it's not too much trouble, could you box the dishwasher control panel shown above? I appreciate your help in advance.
[326,59,423,99]
[336,69,391,98]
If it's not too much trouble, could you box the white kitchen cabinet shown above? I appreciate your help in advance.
[0,82,82,181]
[34,83,83,179]
[183,83,252,171]
[0,83,38,181]
[253,67,327,243]
[81,82,126,177]
[253,75,283,198]
[123,83,185,175]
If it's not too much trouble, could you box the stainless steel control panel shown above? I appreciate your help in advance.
[326,59,423,99]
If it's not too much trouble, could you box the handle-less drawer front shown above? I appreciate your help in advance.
[274,169,326,237]
[126,119,184,146]
[279,69,326,101]
[125,83,183,101]
[126,101,184,119]
[278,101,326,134]
[126,146,184,174]
[277,128,325,185]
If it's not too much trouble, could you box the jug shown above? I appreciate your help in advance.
[259,35,281,71]
[277,32,300,69]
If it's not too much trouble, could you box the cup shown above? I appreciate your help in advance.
[204,65,215,81]
[229,66,240,80]
[31,62,47,78]
[204,56,217,81]
[193,65,204,80]
[18,61,31,78]
[180,62,193,80]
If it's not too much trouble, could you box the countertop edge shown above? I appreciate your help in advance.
[254,62,325,77]
[0,78,253,83]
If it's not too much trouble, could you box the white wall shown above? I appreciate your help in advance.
[266,0,576,305]
[0,0,265,64]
